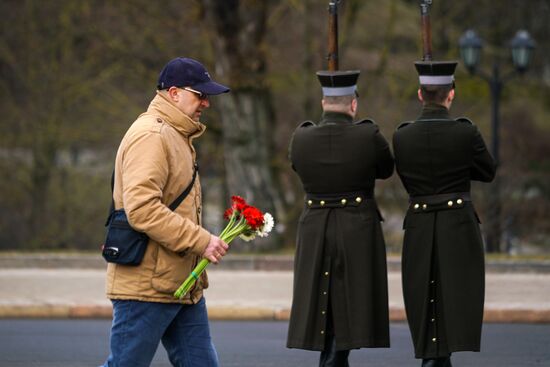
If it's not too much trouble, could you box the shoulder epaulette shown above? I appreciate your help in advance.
[354,118,375,125]
[148,116,164,133]
[298,120,316,128]
[455,117,474,125]
[396,121,413,130]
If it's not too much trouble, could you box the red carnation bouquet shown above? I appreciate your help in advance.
[174,195,275,299]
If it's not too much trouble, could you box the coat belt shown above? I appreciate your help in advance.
[305,191,373,209]
[408,192,471,211]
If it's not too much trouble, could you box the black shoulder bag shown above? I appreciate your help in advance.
[102,163,198,266]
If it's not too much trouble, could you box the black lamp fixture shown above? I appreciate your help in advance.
[459,29,535,75]
[458,29,483,74]
[510,30,536,73]
[457,28,535,254]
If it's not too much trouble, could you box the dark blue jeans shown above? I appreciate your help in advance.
[101,297,218,367]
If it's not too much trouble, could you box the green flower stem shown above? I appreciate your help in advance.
[173,216,251,299]
[219,212,237,239]
[221,217,247,240]
[173,258,210,299]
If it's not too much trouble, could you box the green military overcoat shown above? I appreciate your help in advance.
[392,104,496,358]
[286,112,394,351]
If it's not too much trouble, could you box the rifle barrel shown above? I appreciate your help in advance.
[420,1,433,61]
[327,1,339,71]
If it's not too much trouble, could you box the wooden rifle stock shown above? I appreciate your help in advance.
[327,1,340,71]
[420,0,433,61]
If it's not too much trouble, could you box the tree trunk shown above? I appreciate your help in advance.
[376,0,398,75]
[29,136,57,248]
[204,0,284,250]
[303,0,317,118]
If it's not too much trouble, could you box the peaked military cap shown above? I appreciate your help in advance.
[415,61,458,86]
[316,70,360,96]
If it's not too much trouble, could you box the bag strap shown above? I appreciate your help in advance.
[106,171,116,225]
[168,162,199,211]
[108,162,199,215]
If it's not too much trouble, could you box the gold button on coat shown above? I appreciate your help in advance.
[307,200,313,206]
[341,199,347,205]
[414,204,420,209]
[422,204,428,210]
[448,200,454,207]
[355,197,362,203]
[457,199,463,204]
[320,200,325,206]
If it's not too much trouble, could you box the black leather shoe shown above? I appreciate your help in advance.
[421,357,452,367]
[319,335,350,367]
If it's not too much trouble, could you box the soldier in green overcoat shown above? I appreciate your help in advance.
[286,70,394,366]
[393,61,496,367]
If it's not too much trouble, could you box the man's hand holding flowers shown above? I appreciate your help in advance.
[202,235,228,264]
[174,195,275,299]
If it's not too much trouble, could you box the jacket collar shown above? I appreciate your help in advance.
[417,103,451,121]
[146,92,206,138]
[319,111,354,125]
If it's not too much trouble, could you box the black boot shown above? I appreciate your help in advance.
[319,335,350,367]
[421,357,452,367]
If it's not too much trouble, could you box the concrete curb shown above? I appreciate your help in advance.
[1,305,549,323]
[1,253,549,273]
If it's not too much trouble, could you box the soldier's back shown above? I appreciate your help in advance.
[393,118,478,196]
[290,119,379,194]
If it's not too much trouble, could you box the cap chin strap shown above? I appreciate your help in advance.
[322,85,357,96]
[419,75,454,85]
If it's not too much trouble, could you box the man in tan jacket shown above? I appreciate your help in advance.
[101,57,230,367]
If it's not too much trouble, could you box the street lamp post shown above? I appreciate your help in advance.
[459,29,535,253]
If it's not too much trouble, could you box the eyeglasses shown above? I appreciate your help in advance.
[183,87,208,100]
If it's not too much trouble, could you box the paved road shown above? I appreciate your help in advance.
[0,320,548,366]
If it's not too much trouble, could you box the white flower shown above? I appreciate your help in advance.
[257,212,274,238]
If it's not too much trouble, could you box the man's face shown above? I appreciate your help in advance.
[170,87,210,121]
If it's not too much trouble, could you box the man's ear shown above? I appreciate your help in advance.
[168,86,180,102]
[417,88,424,102]
[351,98,358,114]
[448,88,455,102]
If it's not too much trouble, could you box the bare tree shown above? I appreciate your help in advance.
[201,0,286,249]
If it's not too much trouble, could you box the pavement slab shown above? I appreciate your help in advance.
[1,269,549,322]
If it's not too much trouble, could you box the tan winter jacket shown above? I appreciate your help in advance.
[106,92,211,304]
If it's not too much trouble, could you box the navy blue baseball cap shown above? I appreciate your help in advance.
[157,57,230,95]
